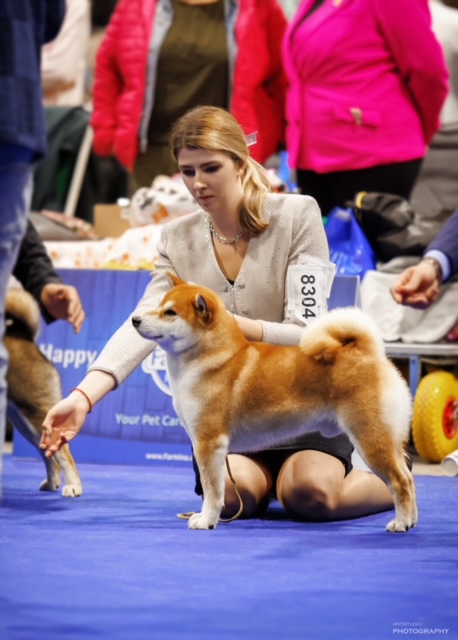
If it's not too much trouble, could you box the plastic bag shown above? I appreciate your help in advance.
[325,206,376,279]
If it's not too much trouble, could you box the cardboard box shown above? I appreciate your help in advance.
[93,204,131,238]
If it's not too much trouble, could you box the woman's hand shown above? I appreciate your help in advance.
[39,392,90,458]
[231,313,264,341]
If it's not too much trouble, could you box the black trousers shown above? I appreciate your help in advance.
[296,159,423,218]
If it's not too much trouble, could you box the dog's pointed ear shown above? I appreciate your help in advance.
[193,293,213,324]
[167,271,186,288]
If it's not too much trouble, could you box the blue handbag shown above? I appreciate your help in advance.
[325,206,376,279]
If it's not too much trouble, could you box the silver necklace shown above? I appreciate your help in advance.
[208,218,243,248]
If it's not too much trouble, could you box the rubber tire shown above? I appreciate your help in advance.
[412,371,458,462]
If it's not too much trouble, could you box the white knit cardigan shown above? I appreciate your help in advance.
[89,193,328,385]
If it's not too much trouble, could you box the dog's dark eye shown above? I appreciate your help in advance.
[164,309,177,317]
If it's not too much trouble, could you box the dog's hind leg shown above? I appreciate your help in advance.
[188,434,229,530]
[352,430,416,532]
[402,448,418,526]
[54,445,83,497]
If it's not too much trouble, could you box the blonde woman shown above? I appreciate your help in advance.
[41,106,394,523]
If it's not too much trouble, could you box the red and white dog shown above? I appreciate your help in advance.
[132,274,416,533]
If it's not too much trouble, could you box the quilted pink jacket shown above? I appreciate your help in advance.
[283,0,449,173]
[91,0,287,170]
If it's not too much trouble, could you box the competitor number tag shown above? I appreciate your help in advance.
[287,266,327,325]
[287,255,336,326]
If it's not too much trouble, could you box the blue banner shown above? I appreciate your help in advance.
[13,269,193,466]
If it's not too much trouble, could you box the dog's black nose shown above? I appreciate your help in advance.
[132,316,141,328]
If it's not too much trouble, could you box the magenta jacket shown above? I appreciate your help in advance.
[91,0,287,171]
[283,0,449,173]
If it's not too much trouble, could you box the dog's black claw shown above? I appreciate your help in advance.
[209,525,215,530]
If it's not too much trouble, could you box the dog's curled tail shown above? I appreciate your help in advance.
[300,307,385,364]
[5,288,41,341]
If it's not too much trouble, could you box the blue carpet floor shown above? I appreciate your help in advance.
[1,455,457,640]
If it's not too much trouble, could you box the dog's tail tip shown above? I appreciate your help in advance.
[302,307,384,362]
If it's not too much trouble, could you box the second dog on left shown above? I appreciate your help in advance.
[5,288,82,497]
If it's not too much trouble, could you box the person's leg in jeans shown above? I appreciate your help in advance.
[0,164,33,489]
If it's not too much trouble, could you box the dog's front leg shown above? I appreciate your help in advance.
[189,434,229,530]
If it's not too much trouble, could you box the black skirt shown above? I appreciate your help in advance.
[192,432,354,497]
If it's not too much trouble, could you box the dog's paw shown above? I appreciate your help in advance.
[187,512,218,530]
[39,478,60,492]
[385,518,411,533]
[61,483,83,498]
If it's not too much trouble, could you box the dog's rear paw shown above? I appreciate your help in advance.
[187,512,217,530]
[62,483,83,498]
[385,518,411,533]
[39,478,60,492]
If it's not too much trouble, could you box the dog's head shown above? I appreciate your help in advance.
[132,273,226,354]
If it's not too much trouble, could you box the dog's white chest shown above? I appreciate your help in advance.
[166,356,202,433]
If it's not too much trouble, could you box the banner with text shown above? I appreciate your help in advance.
[13,269,193,466]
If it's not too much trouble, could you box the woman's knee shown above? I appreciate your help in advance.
[276,452,346,522]
[221,454,272,519]
[222,481,269,519]
[279,479,340,521]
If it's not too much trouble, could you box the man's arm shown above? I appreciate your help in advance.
[390,209,458,308]
[12,219,85,332]
[427,208,458,280]
[13,219,62,321]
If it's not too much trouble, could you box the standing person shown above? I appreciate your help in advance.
[40,106,395,524]
[390,208,458,308]
[430,0,458,125]
[91,0,287,191]
[283,0,450,217]
[279,0,301,19]
[0,0,66,476]
[41,0,91,107]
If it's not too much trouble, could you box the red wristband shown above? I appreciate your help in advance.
[71,387,93,413]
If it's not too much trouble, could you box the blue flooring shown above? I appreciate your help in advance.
[1,456,457,640]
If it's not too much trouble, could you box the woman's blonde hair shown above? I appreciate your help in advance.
[170,106,272,235]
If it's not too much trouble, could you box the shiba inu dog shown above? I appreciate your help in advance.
[5,288,82,497]
[132,273,416,533]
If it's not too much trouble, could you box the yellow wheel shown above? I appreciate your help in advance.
[412,371,458,462]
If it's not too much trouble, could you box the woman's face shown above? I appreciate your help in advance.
[177,148,244,217]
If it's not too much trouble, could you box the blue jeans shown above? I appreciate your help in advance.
[0,164,32,485]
